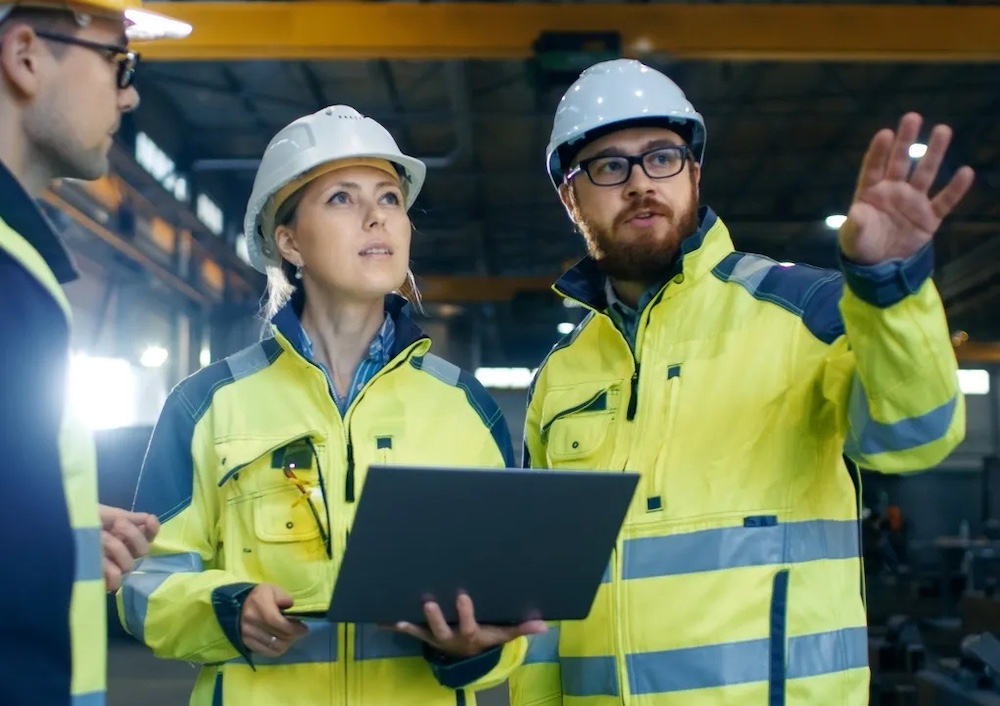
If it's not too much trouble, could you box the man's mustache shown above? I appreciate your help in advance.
[615,196,676,228]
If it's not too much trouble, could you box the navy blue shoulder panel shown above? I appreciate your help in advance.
[712,252,846,345]
[523,312,596,468]
[133,338,283,521]
[527,311,595,406]
[410,354,515,467]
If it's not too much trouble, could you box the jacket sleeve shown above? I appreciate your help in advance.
[805,243,964,472]
[116,387,258,665]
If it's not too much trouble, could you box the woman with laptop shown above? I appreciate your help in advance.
[117,105,544,706]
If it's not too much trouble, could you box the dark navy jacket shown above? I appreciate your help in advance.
[0,160,76,705]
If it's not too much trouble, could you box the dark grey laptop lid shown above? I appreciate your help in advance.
[324,465,640,626]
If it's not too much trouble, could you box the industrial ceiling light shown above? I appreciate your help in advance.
[557,322,575,335]
[474,367,537,390]
[958,369,990,396]
[825,214,847,230]
[140,345,169,368]
[909,143,928,159]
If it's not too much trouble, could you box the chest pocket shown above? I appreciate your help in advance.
[218,434,331,600]
[541,386,620,470]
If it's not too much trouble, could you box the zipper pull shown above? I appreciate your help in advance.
[626,364,640,421]
[345,442,355,502]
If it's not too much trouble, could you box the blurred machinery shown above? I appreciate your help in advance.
[915,633,1000,706]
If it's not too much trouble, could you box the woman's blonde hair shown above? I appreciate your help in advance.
[261,181,423,321]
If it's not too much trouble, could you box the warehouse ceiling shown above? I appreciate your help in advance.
[94,1,1000,367]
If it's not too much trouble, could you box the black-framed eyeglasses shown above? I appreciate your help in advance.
[567,145,691,187]
[33,30,140,89]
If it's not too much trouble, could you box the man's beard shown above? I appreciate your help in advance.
[571,176,700,283]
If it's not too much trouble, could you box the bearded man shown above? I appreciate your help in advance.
[511,58,974,706]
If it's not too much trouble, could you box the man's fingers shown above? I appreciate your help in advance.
[909,123,951,194]
[102,531,134,576]
[930,165,976,221]
[103,557,123,593]
[884,112,922,182]
[854,129,893,199]
[136,513,160,541]
[110,517,150,559]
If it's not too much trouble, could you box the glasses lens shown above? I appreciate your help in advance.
[588,157,630,186]
[117,53,138,89]
[643,147,686,178]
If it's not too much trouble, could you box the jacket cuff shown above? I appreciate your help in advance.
[839,242,933,309]
[211,582,258,668]
[423,643,503,689]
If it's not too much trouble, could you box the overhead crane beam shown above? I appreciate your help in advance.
[137,2,1000,63]
[417,275,555,303]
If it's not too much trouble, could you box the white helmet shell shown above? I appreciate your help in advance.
[545,59,706,189]
[244,105,427,273]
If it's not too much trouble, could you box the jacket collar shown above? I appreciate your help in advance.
[0,159,77,283]
[553,206,733,311]
[271,289,429,362]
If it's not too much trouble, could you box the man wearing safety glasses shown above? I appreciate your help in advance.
[513,59,974,706]
[0,1,190,704]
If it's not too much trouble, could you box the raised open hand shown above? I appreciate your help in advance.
[839,112,975,266]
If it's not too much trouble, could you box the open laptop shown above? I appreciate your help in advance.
[289,464,639,626]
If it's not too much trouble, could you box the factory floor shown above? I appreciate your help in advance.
[107,636,510,706]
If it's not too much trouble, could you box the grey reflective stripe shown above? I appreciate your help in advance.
[600,559,611,584]
[418,353,461,386]
[74,527,102,583]
[231,619,338,666]
[524,627,561,665]
[354,623,423,661]
[622,519,859,580]
[71,690,105,706]
[627,626,868,695]
[845,376,958,458]
[563,655,619,697]
[121,553,203,643]
[728,255,777,298]
[226,343,271,382]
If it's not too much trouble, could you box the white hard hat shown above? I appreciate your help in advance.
[545,59,706,189]
[244,105,427,274]
[0,1,192,40]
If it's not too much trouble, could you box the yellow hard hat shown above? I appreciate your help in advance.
[0,0,192,40]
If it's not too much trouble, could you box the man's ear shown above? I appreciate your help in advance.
[274,225,303,268]
[0,23,45,100]
[558,181,579,226]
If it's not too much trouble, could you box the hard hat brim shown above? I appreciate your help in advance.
[124,6,192,40]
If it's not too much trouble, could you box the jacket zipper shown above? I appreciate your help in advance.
[625,288,667,424]
[345,439,355,502]
[332,337,427,706]
[625,365,640,421]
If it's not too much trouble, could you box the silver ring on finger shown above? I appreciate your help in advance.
[269,635,278,648]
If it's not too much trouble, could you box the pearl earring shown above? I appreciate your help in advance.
[295,265,303,280]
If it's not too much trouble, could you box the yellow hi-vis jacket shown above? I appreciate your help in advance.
[510,207,963,706]
[117,295,527,706]
[0,161,106,706]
